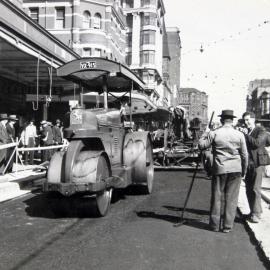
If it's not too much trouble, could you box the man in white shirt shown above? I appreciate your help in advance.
[21,119,37,165]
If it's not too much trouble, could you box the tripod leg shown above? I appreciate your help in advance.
[174,156,201,227]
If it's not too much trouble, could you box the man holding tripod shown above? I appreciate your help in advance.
[199,110,248,233]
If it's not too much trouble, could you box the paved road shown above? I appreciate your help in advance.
[0,170,269,270]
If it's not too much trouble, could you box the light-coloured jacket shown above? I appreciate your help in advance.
[199,124,248,176]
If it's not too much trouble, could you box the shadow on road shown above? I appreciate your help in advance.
[163,205,210,216]
[136,210,211,231]
[23,189,127,219]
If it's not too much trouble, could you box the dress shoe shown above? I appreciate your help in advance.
[209,226,219,232]
[222,228,232,233]
[249,214,260,223]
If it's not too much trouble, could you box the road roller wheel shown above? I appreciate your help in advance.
[93,155,112,217]
[144,136,154,194]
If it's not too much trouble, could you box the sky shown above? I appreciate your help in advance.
[164,0,270,120]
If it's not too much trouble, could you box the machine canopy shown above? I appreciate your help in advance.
[57,57,145,92]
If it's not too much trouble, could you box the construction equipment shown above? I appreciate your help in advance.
[43,58,154,216]
[148,106,200,170]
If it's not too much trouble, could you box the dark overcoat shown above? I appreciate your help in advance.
[245,126,270,168]
[0,122,10,172]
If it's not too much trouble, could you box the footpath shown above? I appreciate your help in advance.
[238,177,270,261]
[0,164,46,202]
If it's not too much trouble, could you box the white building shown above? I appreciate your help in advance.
[122,0,166,106]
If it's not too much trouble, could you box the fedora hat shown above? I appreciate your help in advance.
[218,110,237,118]
[8,114,18,121]
[0,113,9,120]
[40,120,47,125]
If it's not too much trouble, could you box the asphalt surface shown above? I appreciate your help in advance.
[0,170,269,270]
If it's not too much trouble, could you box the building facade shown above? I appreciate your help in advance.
[21,0,177,108]
[122,0,166,105]
[166,27,181,106]
[178,88,208,128]
[161,24,172,107]
[0,0,79,122]
[246,79,270,119]
[22,0,127,63]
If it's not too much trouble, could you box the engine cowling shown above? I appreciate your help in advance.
[64,108,99,139]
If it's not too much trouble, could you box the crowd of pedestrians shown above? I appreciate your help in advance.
[0,115,64,174]
[199,109,270,233]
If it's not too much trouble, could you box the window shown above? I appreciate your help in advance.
[141,0,155,7]
[82,11,91,28]
[141,13,156,26]
[140,50,155,64]
[94,48,102,57]
[125,0,134,8]
[55,7,65,29]
[126,53,132,65]
[83,48,92,57]
[126,14,133,28]
[140,30,155,45]
[29,8,39,23]
[127,33,132,47]
[93,13,102,29]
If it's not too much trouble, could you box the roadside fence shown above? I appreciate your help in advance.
[0,138,69,175]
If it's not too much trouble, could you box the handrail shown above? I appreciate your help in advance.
[0,139,69,175]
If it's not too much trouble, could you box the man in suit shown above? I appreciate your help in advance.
[242,111,270,223]
[40,120,54,162]
[52,119,63,145]
[6,114,18,172]
[199,110,248,233]
[0,113,10,174]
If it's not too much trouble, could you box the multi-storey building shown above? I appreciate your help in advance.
[22,0,126,63]
[178,88,208,129]
[161,25,172,107]
[122,0,166,105]
[166,27,181,106]
[246,79,270,119]
[0,0,79,121]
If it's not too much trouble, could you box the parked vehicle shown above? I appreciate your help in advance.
[44,58,154,216]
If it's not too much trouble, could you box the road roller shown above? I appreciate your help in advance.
[43,58,154,216]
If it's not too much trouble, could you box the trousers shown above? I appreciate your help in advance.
[245,164,263,216]
[210,172,242,230]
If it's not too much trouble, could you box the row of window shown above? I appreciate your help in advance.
[140,30,155,45]
[125,0,156,8]
[126,30,155,47]
[82,11,102,29]
[29,7,102,30]
[141,13,156,26]
[179,94,206,103]
[126,13,157,29]
[83,48,102,57]
[83,48,118,62]
[126,50,155,65]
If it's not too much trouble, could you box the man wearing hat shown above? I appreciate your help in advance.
[0,113,10,174]
[242,111,270,223]
[52,119,63,145]
[5,115,18,172]
[199,110,248,233]
[40,120,54,162]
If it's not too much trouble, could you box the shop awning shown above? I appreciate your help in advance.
[0,0,79,90]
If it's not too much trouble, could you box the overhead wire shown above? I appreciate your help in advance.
[182,19,270,55]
